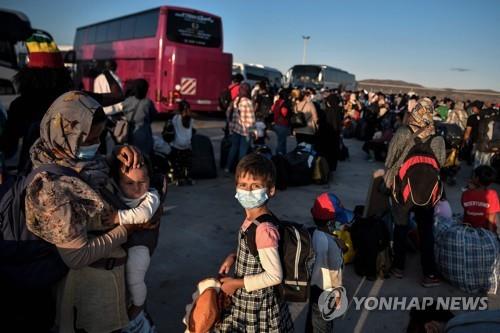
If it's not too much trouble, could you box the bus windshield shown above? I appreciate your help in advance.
[291,65,321,82]
[166,9,222,48]
[289,65,323,88]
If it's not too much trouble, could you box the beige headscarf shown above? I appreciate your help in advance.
[408,97,435,139]
[29,91,110,189]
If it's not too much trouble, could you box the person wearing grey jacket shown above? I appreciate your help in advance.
[384,98,446,288]
[122,79,157,156]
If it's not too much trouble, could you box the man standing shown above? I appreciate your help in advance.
[94,60,123,115]
[463,100,489,166]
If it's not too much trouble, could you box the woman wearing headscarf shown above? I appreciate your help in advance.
[224,83,256,173]
[383,98,446,288]
[23,91,149,332]
[446,101,468,131]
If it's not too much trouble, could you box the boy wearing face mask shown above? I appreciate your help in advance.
[217,153,294,332]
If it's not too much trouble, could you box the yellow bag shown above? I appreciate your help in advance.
[444,148,459,168]
[333,229,356,264]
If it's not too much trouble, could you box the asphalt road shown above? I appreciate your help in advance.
[148,116,500,333]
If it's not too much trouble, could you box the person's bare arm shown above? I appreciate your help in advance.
[486,213,497,233]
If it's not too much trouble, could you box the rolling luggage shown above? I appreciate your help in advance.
[191,134,217,179]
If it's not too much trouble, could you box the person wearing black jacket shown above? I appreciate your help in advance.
[317,91,344,172]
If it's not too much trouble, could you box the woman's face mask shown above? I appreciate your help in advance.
[235,188,269,209]
[76,143,100,160]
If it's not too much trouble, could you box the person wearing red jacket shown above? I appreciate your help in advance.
[271,90,291,155]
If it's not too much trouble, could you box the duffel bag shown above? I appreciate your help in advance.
[434,216,500,294]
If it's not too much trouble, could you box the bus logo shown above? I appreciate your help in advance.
[180,77,197,95]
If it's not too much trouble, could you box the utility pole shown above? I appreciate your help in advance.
[302,35,310,64]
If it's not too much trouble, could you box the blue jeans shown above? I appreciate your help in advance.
[226,133,250,171]
[273,125,290,155]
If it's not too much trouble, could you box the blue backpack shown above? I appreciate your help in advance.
[0,164,79,289]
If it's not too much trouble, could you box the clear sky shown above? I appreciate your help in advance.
[2,0,500,90]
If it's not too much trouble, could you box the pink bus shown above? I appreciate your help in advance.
[74,6,232,112]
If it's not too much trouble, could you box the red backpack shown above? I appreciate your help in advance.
[392,136,443,207]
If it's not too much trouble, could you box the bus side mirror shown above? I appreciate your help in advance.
[64,50,76,63]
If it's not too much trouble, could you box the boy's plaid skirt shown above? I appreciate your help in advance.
[217,230,293,332]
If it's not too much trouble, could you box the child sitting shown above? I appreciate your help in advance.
[308,192,347,333]
[170,100,194,186]
[110,159,161,330]
[462,165,499,233]
[217,153,293,332]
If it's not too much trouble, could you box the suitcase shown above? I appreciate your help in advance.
[285,149,313,186]
[191,134,217,179]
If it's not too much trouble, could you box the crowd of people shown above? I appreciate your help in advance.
[214,75,500,332]
[1,34,500,333]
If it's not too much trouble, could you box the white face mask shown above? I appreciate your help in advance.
[76,143,100,161]
[234,188,269,209]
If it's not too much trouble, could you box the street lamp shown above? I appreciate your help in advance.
[302,35,310,64]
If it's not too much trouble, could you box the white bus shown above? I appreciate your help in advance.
[232,63,282,90]
[284,64,357,91]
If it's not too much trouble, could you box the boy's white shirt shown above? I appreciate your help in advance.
[118,188,160,225]
[93,71,123,115]
[311,230,343,291]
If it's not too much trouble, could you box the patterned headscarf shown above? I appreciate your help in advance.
[408,97,435,139]
[30,91,110,189]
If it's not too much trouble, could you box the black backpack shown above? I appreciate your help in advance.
[255,93,273,121]
[244,214,315,302]
[219,88,232,111]
[0,164,79,288]
[476,109,500,153]
[392,136,443,207]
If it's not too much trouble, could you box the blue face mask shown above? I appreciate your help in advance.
[76,143,100,161]
[235,188,269,209]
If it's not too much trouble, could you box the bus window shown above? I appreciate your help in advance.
[75,29,84,47]
[119,16,136,40]
[85,26,96,44]
[166,9,222,48]
[96,24,107,43]
[134,11,158,38]
[107,20,120,41]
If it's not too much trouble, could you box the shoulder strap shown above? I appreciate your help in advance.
[245,213,280,257]
[25,164,80,189]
